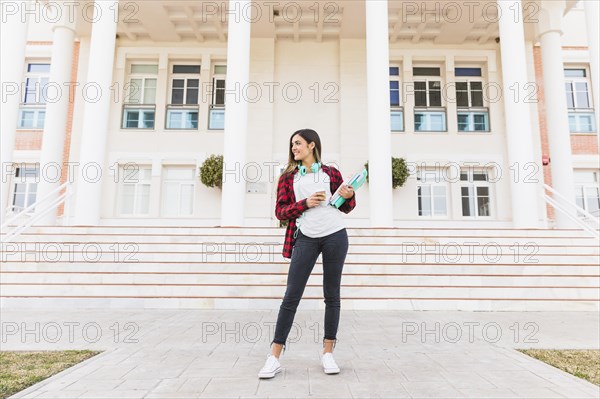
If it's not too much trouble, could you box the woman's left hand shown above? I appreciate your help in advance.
[339,183,354,199]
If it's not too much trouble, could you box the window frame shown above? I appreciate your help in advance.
[416,169,449,218]
[19,62,50,130]
[17,107,46,130]
[160,166,196,217]
[165,62,201,131]
[124,63,158,105]
[168,62,201,106]
[412,65,446,132]
[564,67,593,110]
[208,64,227,130]
[10,164,40,214]
[455,67,490,133]
[121,105,156,130]
[414,77,443,108]
[117,165,152,217]
[459,168,494,219]
[564,66,597,134]
[390,63,404,132]
[574,170,600,218]
[23,62,51,105]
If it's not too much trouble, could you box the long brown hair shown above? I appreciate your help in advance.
[280,129,322,177]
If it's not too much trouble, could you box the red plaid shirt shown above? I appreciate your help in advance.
[275,164,357,259]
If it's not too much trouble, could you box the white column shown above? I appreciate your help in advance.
[220,0,251,227]
[365,0,394,227]
[497,0,540,228]
[73,0,118,225]
[36,2,76,225]
[583,0,600,153]
[0,0,30,224]
[538,1,577,228]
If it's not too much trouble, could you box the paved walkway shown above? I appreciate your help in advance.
[2,310,599,398]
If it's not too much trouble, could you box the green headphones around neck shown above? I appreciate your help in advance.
[297,161,322,176]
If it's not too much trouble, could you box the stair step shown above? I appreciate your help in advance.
[2,226,598,310]
[3,241,598,254]
[2,273,598,287]
[8,226,597,238]
[2,262,598,276]
[2,284,598,300]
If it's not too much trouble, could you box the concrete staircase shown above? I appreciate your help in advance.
[1,226,598,310]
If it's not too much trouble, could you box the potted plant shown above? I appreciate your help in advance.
[199,154,223,189]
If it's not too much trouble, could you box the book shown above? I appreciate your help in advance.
[328,168,368,208]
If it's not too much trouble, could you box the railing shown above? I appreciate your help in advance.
[542,184,599,239]
[0,181,73,243]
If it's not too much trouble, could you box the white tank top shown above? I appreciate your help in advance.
[292,169,345,238]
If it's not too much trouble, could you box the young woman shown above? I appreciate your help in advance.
[258,128,356,379]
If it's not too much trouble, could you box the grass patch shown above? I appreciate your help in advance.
[0,350,101,399]
[518,349,600,386]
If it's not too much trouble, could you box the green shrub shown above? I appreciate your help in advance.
[199,155,223,189]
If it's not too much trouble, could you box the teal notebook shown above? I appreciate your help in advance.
[327,168,368,208]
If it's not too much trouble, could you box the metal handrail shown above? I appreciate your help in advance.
[0,181,73,243]
[542,184,599,239]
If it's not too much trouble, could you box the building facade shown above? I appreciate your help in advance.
[1,0,598,229]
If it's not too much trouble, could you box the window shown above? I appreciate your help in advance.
[171,64,200,104]
[161,167,195,216]
[414,67,441,77]
[122,107,155,129]
[455,68,482,77]
[455,67,489,132]
[414,81,441,107]
[18,63,50,129]
[457,111,489,132]
[413,66,446,132]
[417,169,448,217]
[122,64,157,129]
[460,169,492,218]
[414,110,446,131]
[11,165,40,213]
[125,64,158,104]
[118,166,151,216]
[18,108,46,129]
[390,66,404,132]
[167,64,200,130]
[209,65,227,130]
[574,171,600,218]
[23,63,50,104]
[569,113,596,133]
[456,81,483,107]
[565,68,596,133]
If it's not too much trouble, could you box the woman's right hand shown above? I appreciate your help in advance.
[306,192,326,208]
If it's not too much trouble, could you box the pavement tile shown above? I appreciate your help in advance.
[401,381,466,398]
[3,310,598,399]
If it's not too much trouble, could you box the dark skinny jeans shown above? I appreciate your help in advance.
[272,228,349,347]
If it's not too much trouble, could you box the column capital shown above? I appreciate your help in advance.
[45,0,77,33]
[536,0,566,40]
[51,23,76,35]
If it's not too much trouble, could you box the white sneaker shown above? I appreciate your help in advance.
[321,352,340,374]
[258,354,281,379]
